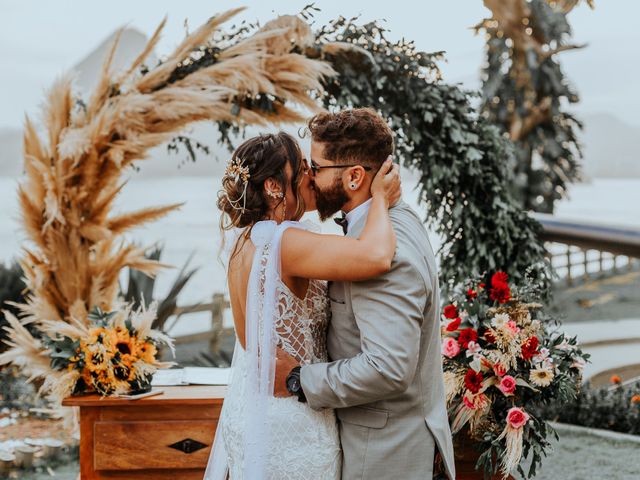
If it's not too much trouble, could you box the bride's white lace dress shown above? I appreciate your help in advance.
[209,221,341,479]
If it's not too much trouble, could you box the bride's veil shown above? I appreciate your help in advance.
[204,220,295,479]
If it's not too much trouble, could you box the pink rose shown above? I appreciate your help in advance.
[506,407,529,429]
[505,320,520,333]
[442,337,460,358]
[498,375,517,396]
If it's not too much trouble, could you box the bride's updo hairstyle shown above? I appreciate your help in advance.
[218,132,306,233]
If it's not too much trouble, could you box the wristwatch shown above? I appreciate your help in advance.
[286,366,307,403]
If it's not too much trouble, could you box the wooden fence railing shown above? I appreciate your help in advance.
[166,214,640,344]
[533,213,640,286]
[168,293,231,351]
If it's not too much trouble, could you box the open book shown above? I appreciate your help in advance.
[151,367,231,386]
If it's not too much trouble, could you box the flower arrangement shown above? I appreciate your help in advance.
[441,271,589,479]
[1,303,174,403]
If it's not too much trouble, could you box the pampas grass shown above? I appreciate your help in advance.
[1,9,337,404]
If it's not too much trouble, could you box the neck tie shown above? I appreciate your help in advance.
[334,213,348,235]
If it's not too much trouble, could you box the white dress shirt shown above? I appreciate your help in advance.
[344,198,373,235]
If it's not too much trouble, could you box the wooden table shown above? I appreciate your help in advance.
[63,386,226,479]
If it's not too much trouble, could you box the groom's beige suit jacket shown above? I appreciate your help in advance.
[301,201,456,480]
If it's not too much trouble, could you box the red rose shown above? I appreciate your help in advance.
[467,289,478,300]
[489,282,511,304]
[479,283,486,289]
[491,271,509,286]
[446,317,462,332]
[458,328,478,349]
[521,336,540,360]
[443,305,458,319]
[484,331,496,344]
[465,369,484,394]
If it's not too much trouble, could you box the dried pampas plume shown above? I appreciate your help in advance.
[1,8,337,402]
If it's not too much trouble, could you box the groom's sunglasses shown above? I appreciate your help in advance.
[307,158,372,176]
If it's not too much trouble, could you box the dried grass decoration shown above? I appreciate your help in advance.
[0,8,336,403]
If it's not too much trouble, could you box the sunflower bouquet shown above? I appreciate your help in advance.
[441,272,589,479]
[2,302,174,403]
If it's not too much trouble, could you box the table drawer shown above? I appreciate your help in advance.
[94,420,217,470]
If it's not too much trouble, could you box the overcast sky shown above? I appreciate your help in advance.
[1,0,638,129]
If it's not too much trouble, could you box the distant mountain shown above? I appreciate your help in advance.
[73,28,156,95]
[0,28,232,178]
[580,113,640,178]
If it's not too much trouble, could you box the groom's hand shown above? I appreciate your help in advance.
[274,347,299,398]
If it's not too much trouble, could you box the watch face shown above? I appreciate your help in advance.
[288,377,300,392]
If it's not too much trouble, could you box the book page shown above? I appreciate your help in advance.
[184,367,231,385]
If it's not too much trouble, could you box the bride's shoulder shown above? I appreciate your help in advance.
[282,219,321,234]
[250,220,277,246]
[251,220,321,246]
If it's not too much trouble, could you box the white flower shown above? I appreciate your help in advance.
[529,365,555,387]
[556,338,575,352]
[466,341,482,358]
[470,356,483,373]
[533,347,550,364]
[491,313,510,329]
[571,357,586,371]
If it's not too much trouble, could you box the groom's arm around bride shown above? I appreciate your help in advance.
[302,200,455,480]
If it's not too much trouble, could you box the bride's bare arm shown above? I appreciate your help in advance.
[281,159,400,282]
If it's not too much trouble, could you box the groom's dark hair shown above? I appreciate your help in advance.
[306,108,394,169]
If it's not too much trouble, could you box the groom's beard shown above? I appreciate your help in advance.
[314,176,350,221]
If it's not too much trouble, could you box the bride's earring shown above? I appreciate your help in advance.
[267,190,284,199]
[280,197,287,223]
[350,183,357,190]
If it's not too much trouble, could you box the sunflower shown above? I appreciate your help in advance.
[87,327,117,349]
[136,340,158,364]
[114,336,137,357]
[111,353,137,382]
[529,365,555,387]
[83,348,107,373]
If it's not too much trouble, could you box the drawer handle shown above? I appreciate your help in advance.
[168,438,208,454]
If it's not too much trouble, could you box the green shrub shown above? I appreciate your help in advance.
[538,381,640,435]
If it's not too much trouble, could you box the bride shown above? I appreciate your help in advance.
[204,131,400,479]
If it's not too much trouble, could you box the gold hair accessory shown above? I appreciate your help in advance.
[223,156,251,214]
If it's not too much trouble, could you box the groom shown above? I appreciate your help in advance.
[275,108,456,480]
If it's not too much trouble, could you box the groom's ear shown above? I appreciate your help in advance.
[344,165,368,192]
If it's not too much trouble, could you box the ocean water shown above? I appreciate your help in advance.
[1,175,638,335]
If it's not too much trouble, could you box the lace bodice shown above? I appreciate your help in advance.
[275,273,330,365]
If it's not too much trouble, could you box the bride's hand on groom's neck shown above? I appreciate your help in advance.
[371,157,401,208]
[274,347,299,398]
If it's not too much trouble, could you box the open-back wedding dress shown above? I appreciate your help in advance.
[204,220,341,479]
